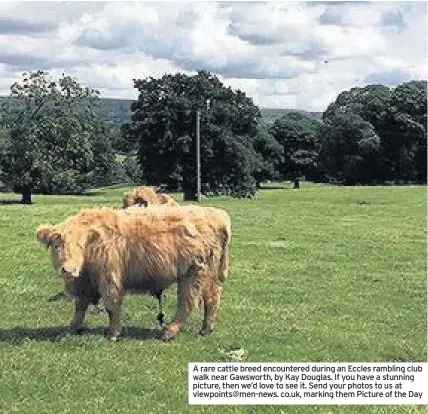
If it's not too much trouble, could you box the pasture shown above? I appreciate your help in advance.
[0,184,426,414]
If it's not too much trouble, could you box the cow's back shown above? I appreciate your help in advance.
[123,204,231,281]
[83,207,223,291]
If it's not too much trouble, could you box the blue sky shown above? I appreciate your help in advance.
[0,1,426,111]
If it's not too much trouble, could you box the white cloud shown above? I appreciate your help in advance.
[0,1,426,111]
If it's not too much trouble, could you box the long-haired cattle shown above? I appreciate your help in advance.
[122,186,179,208]
[37,206,231,341]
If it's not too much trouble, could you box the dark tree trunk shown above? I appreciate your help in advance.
[21,186,32,204]
[183,188,198,201]
[182,177,198,201]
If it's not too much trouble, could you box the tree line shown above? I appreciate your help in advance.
[0,70,426,203]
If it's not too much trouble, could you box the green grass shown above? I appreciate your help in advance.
[0,184,426,413]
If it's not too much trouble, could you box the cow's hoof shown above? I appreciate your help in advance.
[199,328,213,337]
[159,329,176,342]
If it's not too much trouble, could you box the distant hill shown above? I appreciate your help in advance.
[0,96,322,125]
[95,98,134,124]
[95,100,324,124]
[0,96,135,125]
[95,99,323,124]
[259,108,323,123]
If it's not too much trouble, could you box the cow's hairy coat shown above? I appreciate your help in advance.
[122,186,179,208]
[37,206,231,341]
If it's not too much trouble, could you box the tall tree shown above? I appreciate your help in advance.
[380,81,427,182]
[251,124,283,187]
[319,112,381,185]
[322,81,427,183]
[0,71,102,203]
[323,84,392,128]
[87,123,119,188]
[269,112,323,181]
[129,71,264,199]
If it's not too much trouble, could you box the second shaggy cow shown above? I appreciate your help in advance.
[122,186,179,208]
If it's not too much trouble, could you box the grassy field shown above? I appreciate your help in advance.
[0,184,426,413]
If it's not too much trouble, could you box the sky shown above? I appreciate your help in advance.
[0,1,426,111]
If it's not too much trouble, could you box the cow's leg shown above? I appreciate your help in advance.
[100,280,124,342]
[200,280,223,336]
[70,297,90,334]
[160,271,205,341]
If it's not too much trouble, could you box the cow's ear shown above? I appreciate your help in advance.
[37,225,61,248]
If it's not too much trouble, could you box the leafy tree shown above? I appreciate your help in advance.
[323,84,392,128]
[251,124,284,187]
[121,155,144,184]
[0,125,10,190]
[0,71,104,203]
[87,123,120,188]
[107,123,138,154]
[269,112,323,181]
[380,81,427,182]
[319,112,381,185]
[322,81,427,183]
[0,125,9,154]
[129,71,264,199]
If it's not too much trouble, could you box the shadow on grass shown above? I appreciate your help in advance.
[47,291,71,302]
[258,185,288,190]
[0,200,25,206]
[0,192,106,205]
[80,190,106,197]
[0,325,157,345]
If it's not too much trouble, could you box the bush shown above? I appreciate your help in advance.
[122,155,144,184]
[36,170,89,195]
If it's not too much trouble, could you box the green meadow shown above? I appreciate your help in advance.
[0,184,426,414]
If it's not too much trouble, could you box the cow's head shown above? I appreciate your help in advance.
[123,190,137,208]
[37,224,97,278]
[122,188,155,208]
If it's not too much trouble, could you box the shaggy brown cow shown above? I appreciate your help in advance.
[37,206,231,341]
[122,186,179,208]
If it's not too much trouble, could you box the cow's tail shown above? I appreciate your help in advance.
[218,218,231,283]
